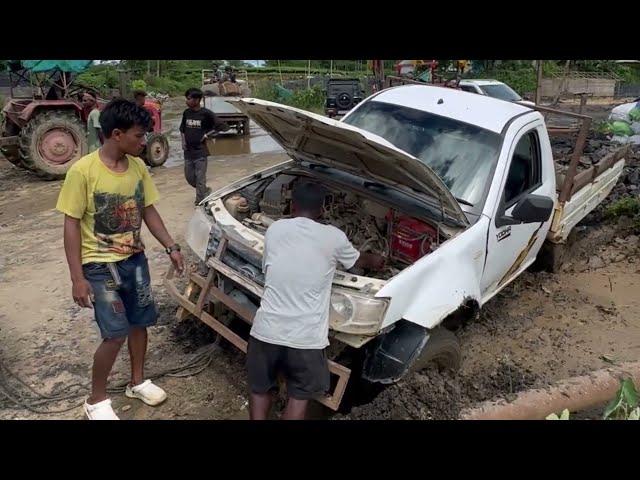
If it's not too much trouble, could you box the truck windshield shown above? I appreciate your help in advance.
[479,84,522,102]
[343,100,501,207]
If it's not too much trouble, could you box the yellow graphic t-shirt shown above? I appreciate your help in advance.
[56,150,160,264]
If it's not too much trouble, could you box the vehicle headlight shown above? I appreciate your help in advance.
[329,289,389,335]
[186,208,214,260]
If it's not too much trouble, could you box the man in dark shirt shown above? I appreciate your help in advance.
[179,88,218,205]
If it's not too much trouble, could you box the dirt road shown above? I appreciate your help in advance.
[1,100,638,420]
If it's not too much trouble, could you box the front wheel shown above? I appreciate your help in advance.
[408,327,462,374]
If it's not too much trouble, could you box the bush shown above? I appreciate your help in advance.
[603,378,639,420]
[547,378,640,420]
[146,76,191,97]
[252,80,279,102]
[131,79,147,92]
[76,65,119,93]
[289,86,325,111]
[605,196,640,219]
[605,196,640,233]
[487,68,537,96]
[252,80,325,114]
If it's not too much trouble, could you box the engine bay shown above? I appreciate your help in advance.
[222,174,447,280]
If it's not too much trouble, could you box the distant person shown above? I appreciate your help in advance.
[133,90,147,108]
[180,88,220,205]
[82,92,103,153]
[133,90,154,131]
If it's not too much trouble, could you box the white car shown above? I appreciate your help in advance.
[166,85,627,410]
[458,79,535,106]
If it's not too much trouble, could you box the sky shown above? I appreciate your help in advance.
[95,60,266,67]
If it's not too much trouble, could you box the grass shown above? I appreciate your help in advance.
[605,196,640,233]
[605,196,640,219]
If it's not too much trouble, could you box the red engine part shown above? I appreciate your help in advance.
[387,211,438,264]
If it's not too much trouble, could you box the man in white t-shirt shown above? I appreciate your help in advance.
[247,182,385,420]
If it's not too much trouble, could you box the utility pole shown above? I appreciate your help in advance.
[535,60,543,105]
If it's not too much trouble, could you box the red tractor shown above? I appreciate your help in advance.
[0,60,169,180]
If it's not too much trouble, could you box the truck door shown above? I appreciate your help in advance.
[480,123,555,299]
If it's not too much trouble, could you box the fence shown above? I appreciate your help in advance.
[614,82,640,99]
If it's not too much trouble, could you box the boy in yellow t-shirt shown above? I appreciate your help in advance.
[57,98,184,420]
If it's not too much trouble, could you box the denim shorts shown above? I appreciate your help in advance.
[82,252,158,339]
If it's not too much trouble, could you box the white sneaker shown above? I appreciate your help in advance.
[125,380,167,406]
[84,399,119,420]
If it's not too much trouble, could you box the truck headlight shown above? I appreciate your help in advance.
[186,208,214,260]
[329,289,389,335]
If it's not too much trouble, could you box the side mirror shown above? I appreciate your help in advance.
[512,194,554,223]
[497,194,554,226]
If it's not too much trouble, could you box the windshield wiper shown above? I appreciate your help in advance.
[456,197,474,207]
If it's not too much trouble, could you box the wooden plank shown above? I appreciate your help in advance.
[207,257,265,298]
[194,269,214,316]
[189,267,258,325]
[176,281,196,321]
[167,266,352,411]
[165,277,248,352]
[322,361,351,411]
[215,237,228,259]
[199,310,248,353]
[208,286,257,325]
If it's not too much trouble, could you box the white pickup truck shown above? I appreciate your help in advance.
[165,84,629,410]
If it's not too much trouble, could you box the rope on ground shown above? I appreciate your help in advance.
[0,344,218,416]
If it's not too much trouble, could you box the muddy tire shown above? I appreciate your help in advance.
[409,327,462,374]
[144,133,169,167]
[535,241,566,273]
[18,110,86,180]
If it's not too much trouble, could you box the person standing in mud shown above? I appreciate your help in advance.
[133,90,154,132]
[56,98,185,420]
[180,88,221,205]
[82,91,103,153]
[247,182,385,420]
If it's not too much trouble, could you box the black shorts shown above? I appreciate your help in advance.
[247,336,330,400]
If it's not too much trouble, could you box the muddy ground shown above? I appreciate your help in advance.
[1,99,639,420]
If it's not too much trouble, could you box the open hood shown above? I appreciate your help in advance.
[235,98,469,226]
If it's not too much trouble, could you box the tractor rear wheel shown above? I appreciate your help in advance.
[18,110,86,180]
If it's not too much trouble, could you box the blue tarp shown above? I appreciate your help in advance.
[20,60,93,73]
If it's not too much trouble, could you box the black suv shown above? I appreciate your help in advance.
[325,78,364,118]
